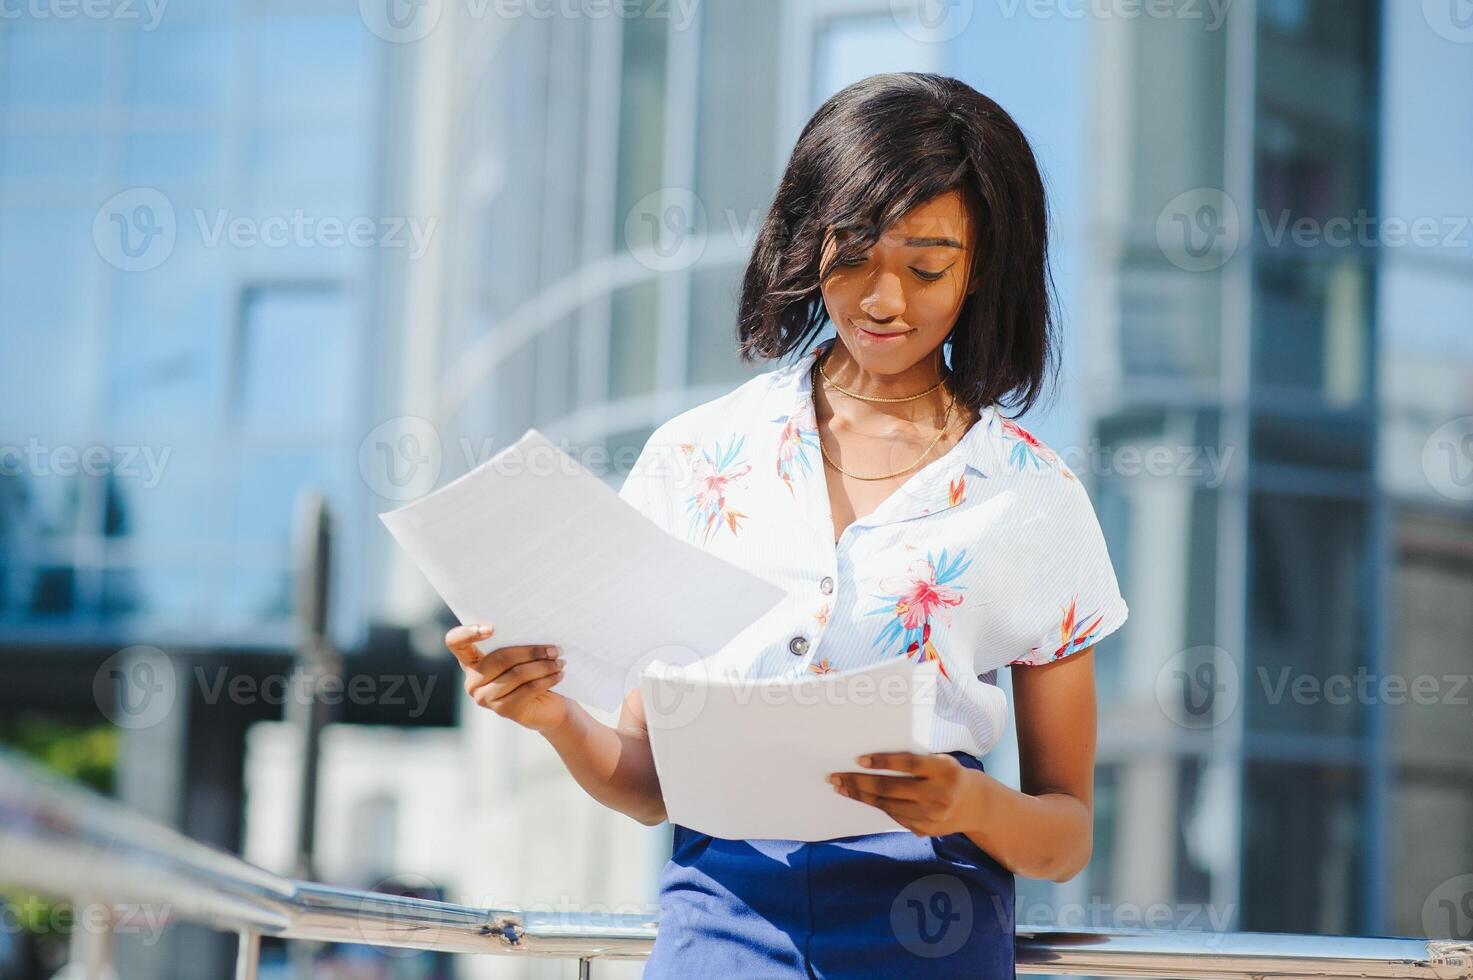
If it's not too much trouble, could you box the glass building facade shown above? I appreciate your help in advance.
[1082,0,1473,941]
[0,2,387,653]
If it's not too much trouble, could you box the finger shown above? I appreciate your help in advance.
[484,665,565,712]
[445,624,494,666]
[469,654,563,701]
[831,772,930,802]
[856,751,943,776]
[471,655,564,704]
[835,785,933,824]
[472,643,556,684]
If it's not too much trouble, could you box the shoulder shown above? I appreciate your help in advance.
[987,412,1079,482]
[973,412,1104,537]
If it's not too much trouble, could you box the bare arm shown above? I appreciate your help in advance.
[447,624,666,827]
[961,647,1097,882]
[826,647,1097,883]
[541,687,667,827]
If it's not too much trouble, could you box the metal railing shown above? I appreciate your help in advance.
[2,752,1470,980]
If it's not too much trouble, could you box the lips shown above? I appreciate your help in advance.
[854,323,911,341]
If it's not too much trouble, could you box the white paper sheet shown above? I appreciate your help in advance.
[640,656,939,841]
[378,428,787,712]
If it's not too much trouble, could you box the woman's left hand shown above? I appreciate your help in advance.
[828,752,989,837]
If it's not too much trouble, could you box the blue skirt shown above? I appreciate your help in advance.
[643,752,1015,979]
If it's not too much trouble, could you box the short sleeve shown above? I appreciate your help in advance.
[616,426,680,537]
[1006,472,1129,667]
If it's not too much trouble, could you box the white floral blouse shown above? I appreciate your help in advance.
[617,336,1129,758]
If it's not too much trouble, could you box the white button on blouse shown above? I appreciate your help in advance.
[617,337,1129,759]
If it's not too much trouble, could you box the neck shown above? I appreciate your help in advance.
[815,343,956,432]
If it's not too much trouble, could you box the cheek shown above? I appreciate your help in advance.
[908,284,968,329]
[821,274,863,308]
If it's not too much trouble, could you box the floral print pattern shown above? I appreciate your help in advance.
[772,407,820,495]
[998,417,1077,482]
[683,436,752,543]
[1029,594,1105,662]
[865,549,972,681]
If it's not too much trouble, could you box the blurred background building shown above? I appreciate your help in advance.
[1,0,1470,977]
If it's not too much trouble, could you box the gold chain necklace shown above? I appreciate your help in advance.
[811,360,956,481]
[818,350,949,402]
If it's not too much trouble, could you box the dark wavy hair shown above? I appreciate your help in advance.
[736,72,1058,420]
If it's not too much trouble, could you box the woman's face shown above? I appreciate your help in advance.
[818,189,977,377]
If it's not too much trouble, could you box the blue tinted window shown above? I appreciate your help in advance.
[235,287,355,436]
[0,25,108,109]
[129,26,234,108]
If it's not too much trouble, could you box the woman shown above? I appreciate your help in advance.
[444,72,1128,978]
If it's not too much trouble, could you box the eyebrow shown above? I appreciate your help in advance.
[902,236,963,249]
[835,229,963,250]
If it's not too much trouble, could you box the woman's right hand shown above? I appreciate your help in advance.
[445,624,570,733]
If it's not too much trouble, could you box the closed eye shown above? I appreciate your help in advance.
[838,256,950,282]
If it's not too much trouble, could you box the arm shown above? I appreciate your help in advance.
[961,647,1097,882]
[447,625,666,827]
[542,686,667,827]
[830,646,1097,883]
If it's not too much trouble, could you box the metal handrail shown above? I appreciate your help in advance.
[2,752,1469,979]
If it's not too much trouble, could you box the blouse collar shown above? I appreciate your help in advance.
[776,336,999,530]
[786,336,998,474]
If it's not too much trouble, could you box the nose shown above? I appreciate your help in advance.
[858,271,906,321]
